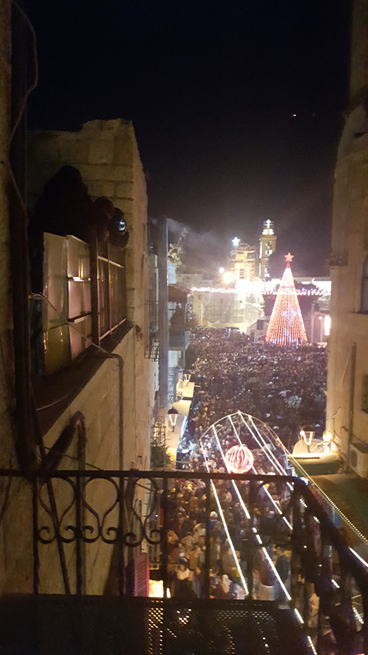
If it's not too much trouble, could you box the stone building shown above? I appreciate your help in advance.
[22,119,158,591]
[258,219,277,279]
[0,14,161,590]
[228,240,256,282]
[326,0,368,475]
[0,0,35,594]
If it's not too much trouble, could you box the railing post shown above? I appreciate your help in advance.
[75,473,82,595]
[162,477,169,598]
[118,473,125,596]
[204,478,211,599]
[32,477,39,595]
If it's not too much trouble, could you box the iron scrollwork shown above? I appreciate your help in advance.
[37,474,163,549]
[124,476,163,547]
[37,476,78,544]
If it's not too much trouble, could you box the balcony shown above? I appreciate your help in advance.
[0,469,366,654]
[169,328,191,351]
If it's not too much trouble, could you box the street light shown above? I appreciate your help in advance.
[167,407,179,431]
[232,237,240,248]
[299,427,316,452]
[223,271,234,284]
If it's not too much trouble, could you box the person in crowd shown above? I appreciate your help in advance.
[275,544,290,604]
[259,558,277,601]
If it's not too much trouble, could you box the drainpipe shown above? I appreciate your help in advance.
[347,342,357,469]
[103,353,124,470]
[157,218,169,462]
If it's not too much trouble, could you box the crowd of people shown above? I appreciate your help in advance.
[183,327,327,451]
[165,327,327,603]
[166,472,291,602]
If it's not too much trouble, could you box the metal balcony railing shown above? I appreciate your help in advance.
[1,468,368,654]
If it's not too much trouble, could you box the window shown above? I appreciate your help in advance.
[31,233,127,376]
[96,241,126,340]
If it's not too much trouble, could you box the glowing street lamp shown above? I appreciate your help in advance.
[219,266,225,274]
[232,237,240,248]
[300,427,316,452]
[223,271,234,284]
[324,315,331,336]
[167,407,179,431]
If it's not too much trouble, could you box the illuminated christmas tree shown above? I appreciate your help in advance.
[265,253,308,345]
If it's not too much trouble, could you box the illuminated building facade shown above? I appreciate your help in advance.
[228,240,256,283]
[258,219,277,279]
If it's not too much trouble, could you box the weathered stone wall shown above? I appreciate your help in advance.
[327,1,368,463]
[28,119,148,330]
[35,327,156,594]
[327,133,368,456]
[26,120,157,590]
[350,0,368,100]
[0,2,34,595]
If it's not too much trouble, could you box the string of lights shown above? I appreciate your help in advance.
[201,431,291,602]
[227,414,292,529]
[190,287,328,296]
[201,417,293,600]
[200,448,249,594]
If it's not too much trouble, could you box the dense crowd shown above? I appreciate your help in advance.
[166,471,291,601]
[184,327,327,450]
[165,328,327,603]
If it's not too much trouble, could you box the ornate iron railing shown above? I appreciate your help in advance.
[2,469,368,654]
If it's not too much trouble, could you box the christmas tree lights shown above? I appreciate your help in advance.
[265,253,308,345]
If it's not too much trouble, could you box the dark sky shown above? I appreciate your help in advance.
[27,0,351,276]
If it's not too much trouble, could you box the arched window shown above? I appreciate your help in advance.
[361,257,368,312]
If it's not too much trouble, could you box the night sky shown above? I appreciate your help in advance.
[27,0,351,276]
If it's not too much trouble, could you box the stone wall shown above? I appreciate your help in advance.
[26,120,158,590]
[34,327,156,594]
[28,119,148,331]
[0,1,34,595]
[327,1,368,464]
[327,132,368,456]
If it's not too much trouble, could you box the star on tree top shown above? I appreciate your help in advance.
[284,252,294,263]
